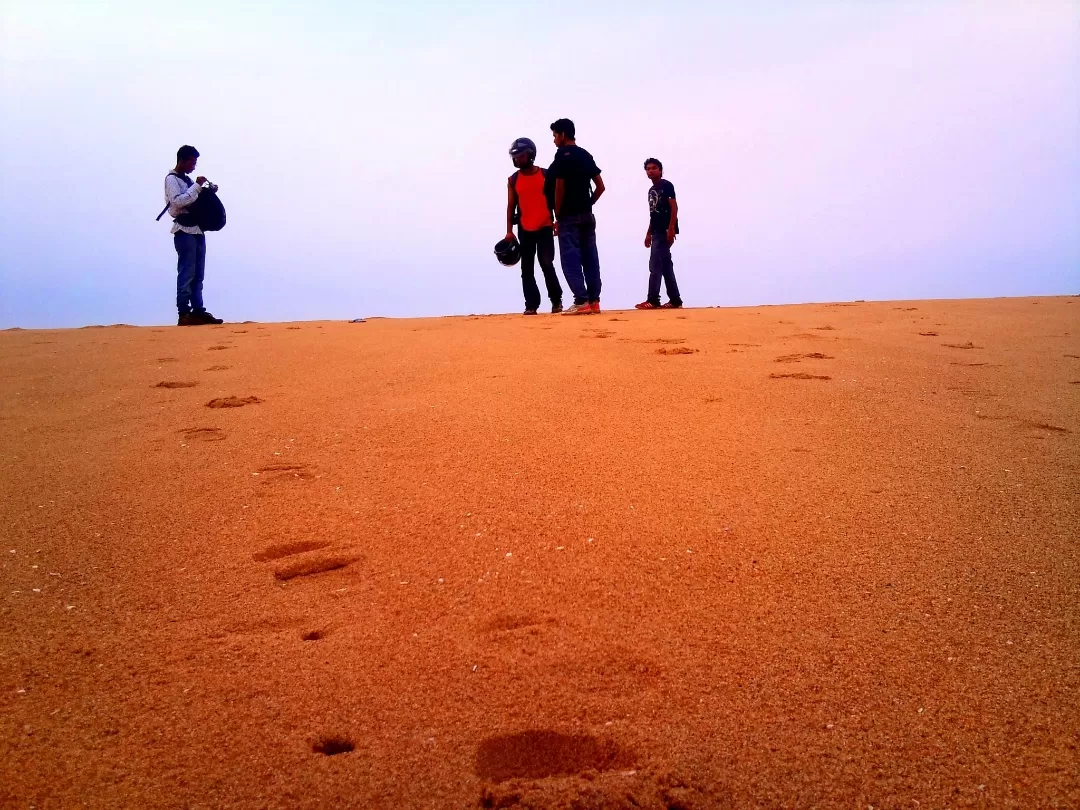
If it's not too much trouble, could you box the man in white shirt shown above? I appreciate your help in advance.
[165,145,223,325]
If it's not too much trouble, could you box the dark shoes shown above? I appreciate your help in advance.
[178,310,224,326]
[551,302,564,314]
[523,308,538,316]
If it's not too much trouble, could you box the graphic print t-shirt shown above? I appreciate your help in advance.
[548,145,601,219]
[648,179,678,234]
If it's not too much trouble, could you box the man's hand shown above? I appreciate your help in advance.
[666,228,676,245]
[505,231,516,243]
[644,233,653,248]
[195,176,207,186]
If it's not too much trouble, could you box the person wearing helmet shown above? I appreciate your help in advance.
[505,137,563,315]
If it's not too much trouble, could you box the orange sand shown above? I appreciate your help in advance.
[1,297,1078,809]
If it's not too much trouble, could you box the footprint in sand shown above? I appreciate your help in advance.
[774,352,833,363]
[1027,421,1070,434]
[483,614,557,635]
[156,357,179,363]
[475,731,633,783]
[770,372,831,380]
[154,381,198,389]
[608,318,627,322]
[273,552,360,582]
[286,326,301,330]
[205,365,230,371]
[208,345,230,351]
[206,395,262,408]
[943,342,981,349]
[919,331,939,336]
[252,540,332,561]
[656,347,697,355]
[812,325,836,331]
[639,338,685,345]
[312,736,354,756]
[179,427,225,442]
[255,462,315,482]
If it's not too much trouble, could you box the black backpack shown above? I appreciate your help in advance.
[156,173,227,232]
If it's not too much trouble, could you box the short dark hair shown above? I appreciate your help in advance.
[176,145,200,162]
[644,158,663,172]
[550,118,576,139]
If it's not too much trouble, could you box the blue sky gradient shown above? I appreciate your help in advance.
[1,0,1077,327]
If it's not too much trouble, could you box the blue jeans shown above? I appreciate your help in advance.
[174,232,206,315]
[557,213,601,305]
[647,233,682,306]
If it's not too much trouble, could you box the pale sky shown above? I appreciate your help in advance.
[1,0,1077,327]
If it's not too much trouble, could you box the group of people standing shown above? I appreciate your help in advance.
[503,118,683,316]
[162,118,684,326]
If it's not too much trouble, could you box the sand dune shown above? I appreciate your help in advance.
[1,297,1078,808]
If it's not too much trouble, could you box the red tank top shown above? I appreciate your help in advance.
[515,169,553,232]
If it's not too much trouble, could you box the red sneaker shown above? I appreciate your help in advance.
[635,301,660,310]
[562,302,593,315]
[590,301,601,314]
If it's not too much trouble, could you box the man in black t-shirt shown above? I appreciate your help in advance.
[635,157,683,310]
[548,118,605,315]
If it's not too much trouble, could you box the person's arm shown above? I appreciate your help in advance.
[554,178,565,219]
[667,198,678,244]
[590,174,605,205]
[165,175,201,209]
[505,180,517,241]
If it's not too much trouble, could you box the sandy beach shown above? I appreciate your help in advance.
[1,296,1077,809]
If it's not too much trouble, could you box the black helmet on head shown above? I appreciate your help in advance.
[494,237,521,267]
[509,137,536,165]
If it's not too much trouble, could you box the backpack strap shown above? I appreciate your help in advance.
[157,172,195,221]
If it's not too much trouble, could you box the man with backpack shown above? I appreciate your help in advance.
[164,145,224,325]
[504,137,563,314]
[548,118,605,315]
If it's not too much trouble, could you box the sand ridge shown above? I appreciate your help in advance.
[1,297,1078,808]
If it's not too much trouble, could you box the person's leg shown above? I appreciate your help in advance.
[535,227,562,308]
[556,218,588,306]
[661,238,682,306]
[174,233,197,315]
[580,214,602,303]
[190,235,206,313]
[518,229,541,312]
[647,236,664,306]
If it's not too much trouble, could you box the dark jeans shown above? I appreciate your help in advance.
[519,226,562,310]
[557,213,601,305]
[647,233,682,306]
[174,232,206,315]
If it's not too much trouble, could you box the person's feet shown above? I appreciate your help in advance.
[562,302,593,315]
[523,308,538,315]
[551,302,564,314]
[660,301,683,309]
[590,301,601,314]
[177,313,199,326]
[635,301,661,310]
[193,310,224,324]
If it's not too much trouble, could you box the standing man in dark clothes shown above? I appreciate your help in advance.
[164,145,223,325]
[505,137,563,314]
[548,118,605,315]
[636,158,683,310]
